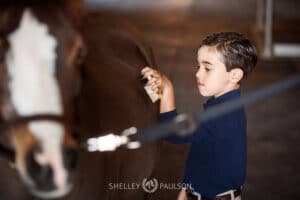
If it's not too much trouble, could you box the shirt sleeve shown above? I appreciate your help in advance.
[158,110,178,121]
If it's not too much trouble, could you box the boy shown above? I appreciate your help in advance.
[141,32,257,200]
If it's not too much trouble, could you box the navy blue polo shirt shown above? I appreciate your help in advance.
[159,89,246,198]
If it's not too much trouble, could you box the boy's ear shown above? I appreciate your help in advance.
[229,68,244,83]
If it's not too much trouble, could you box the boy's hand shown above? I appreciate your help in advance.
[141,66,169,95]
[141,66,175,113]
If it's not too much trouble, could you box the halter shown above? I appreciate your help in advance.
[0,114,83,163]
[0,114,140,163]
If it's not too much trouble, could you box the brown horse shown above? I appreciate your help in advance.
[0,0,159,199]
[0,0,87,199]
[71,12,160,200]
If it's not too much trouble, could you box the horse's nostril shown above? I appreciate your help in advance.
[26,148,55,191]
[63,148,78,171]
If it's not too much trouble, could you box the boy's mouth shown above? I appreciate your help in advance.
[197,82,204,87]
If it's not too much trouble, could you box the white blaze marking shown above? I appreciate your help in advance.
[7,9,67,189]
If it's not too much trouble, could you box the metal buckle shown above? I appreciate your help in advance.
[172,113,197,136]
[121,127,141,149]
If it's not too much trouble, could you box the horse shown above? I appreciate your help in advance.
[72,12,161,200]
[0,0,160,199]
[0,0,87,199]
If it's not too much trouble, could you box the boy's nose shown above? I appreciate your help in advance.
[195,69,201,79]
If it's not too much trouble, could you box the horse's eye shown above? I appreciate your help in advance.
[0,49,4,63]
[75,45,87,63]
[0,39,8,64]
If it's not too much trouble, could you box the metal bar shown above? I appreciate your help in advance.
[263,0,273,58]
[256,0,265,31]
[273,43,300,57]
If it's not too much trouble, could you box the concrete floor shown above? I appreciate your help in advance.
[86,6,300,199]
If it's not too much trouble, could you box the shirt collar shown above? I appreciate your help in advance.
[203,89,241,109]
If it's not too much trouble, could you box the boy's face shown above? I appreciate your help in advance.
[196,45,238,98]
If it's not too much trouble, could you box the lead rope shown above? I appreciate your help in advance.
[1,75,299,154]
[86,74,300,152]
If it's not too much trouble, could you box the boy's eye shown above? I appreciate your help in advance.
[195,65,200,70]
[205,68,210,72]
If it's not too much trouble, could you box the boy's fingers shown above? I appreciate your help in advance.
[148,79,156,85]
[150,81,162,91]
[148,77,164,87]
[151,73,161,79]
[151,85,158,92]
[141,66,152,74]
[143,71,155,80]
[141,66,150,71]
[148,79,163,89]
[142,70,153,76]
[141,67,165,92]
[142,67,160,77]
[154,80,162,87]
[156,79,162,85]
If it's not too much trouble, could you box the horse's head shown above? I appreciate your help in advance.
[0,0,86,198]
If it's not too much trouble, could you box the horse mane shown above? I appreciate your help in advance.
[63,0,86,28]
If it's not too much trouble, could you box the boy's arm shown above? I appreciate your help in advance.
[142,67,191,144]
[159,77,176,113]
[141,67,213,144]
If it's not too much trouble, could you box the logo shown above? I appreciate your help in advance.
[142,178,158,193]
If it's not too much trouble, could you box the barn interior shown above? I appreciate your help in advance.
[83,0,300,199]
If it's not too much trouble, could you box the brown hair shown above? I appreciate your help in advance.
[200,32,257,82]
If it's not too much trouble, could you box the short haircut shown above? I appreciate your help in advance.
[200,32,257,82]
